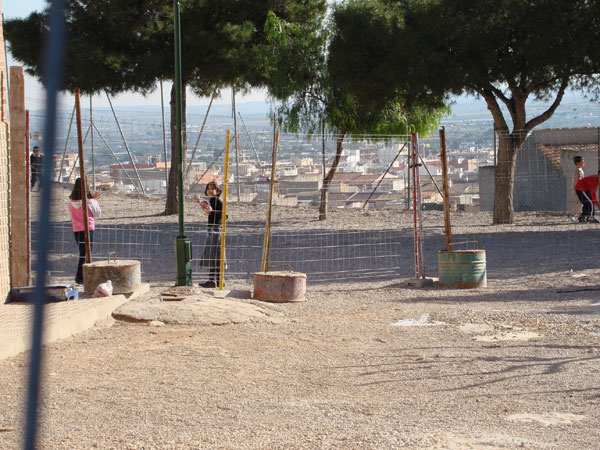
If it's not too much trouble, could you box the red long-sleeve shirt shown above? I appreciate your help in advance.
[575,174,600,206]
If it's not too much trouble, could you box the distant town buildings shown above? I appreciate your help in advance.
[53,134,491,211]
[47,105,600,213]
[479,127,599,212]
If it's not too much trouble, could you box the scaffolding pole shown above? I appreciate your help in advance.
[186,89,216,176]
[106,92,146,194]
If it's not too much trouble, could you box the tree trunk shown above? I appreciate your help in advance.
[318,180,329,221]
[164,81,187,215]
[319,129,347,221]
[481,79,567,224]
[492,132,525,224]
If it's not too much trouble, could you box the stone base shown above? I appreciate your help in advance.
[83,259,142,295]
[253,271,307,303]
[404,278,435,288]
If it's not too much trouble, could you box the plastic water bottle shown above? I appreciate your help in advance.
[93,280,113,297]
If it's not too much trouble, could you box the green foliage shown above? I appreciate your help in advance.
[263,3,447,139]
[329,0,600,222]
[331,0,600,132]
[4,0,327,96]
[5,0,171,95]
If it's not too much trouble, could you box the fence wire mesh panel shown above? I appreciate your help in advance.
[27,105,600,286]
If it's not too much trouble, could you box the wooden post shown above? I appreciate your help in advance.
[26,109,30,283]
[9,66,28,287]
[219,131,230,291]
[410,132,424,279]
[439,127,452,251]
[261,118,279,273]
[74,89,92,264]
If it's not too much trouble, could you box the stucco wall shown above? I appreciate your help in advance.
[0,1,13,299]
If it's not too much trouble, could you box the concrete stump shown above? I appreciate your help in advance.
[253,271,306,303]
[83,259,141,295]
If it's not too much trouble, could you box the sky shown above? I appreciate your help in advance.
[2,0,268,109]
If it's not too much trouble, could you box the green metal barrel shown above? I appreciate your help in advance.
[438,250,487,288]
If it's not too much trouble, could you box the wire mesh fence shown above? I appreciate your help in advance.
[26,102,600,286]
[33,210,600,286]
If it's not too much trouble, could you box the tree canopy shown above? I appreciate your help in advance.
[329,0,600,223]
[5,0,168,95]
[5,0,327,96]
[5,0,327,213]
[262,10,447,219]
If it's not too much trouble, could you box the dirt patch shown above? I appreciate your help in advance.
[506,413,586,426]
[473,330,543,342]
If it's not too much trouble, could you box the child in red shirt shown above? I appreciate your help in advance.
[574,171,600,223]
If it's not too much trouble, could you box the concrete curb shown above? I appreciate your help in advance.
[0,283,150,360]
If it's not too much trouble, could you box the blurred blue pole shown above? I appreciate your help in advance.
[24,0,66,449]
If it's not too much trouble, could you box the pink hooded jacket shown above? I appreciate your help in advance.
[69,199,101,232]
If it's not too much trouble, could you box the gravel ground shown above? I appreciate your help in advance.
[9,186,600,449]
[1,269,600,449]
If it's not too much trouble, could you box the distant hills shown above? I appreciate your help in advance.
[47,90,598,130]
[104,101,275,118]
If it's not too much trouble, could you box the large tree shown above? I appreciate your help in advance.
[261,10,447,220]
[5,0,326,214]
[329,0,600,224]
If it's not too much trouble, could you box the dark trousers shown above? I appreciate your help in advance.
[209,267,220,283]
[74,230,94,284]
[576,190,594,220]
[31,172,40,189]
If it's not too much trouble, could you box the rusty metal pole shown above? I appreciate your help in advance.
[75,89,92,264]
[439,127,452,251]
[406,144,411,210]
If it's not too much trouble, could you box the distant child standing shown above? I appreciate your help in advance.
[69,177,101,284]
[199,181,224,288]
[30,146,43,190]
[570,155,585,219]
[574,171,600,223]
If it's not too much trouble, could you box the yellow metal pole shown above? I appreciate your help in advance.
[219,130,230,290]
[261,128,279,272]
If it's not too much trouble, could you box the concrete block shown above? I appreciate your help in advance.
[404,278,435,288]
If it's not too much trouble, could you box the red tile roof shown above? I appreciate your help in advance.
[537,143,598,168]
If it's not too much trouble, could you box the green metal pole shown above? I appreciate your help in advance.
[174,0,191,285]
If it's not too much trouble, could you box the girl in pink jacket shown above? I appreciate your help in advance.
[68,178,101,284]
